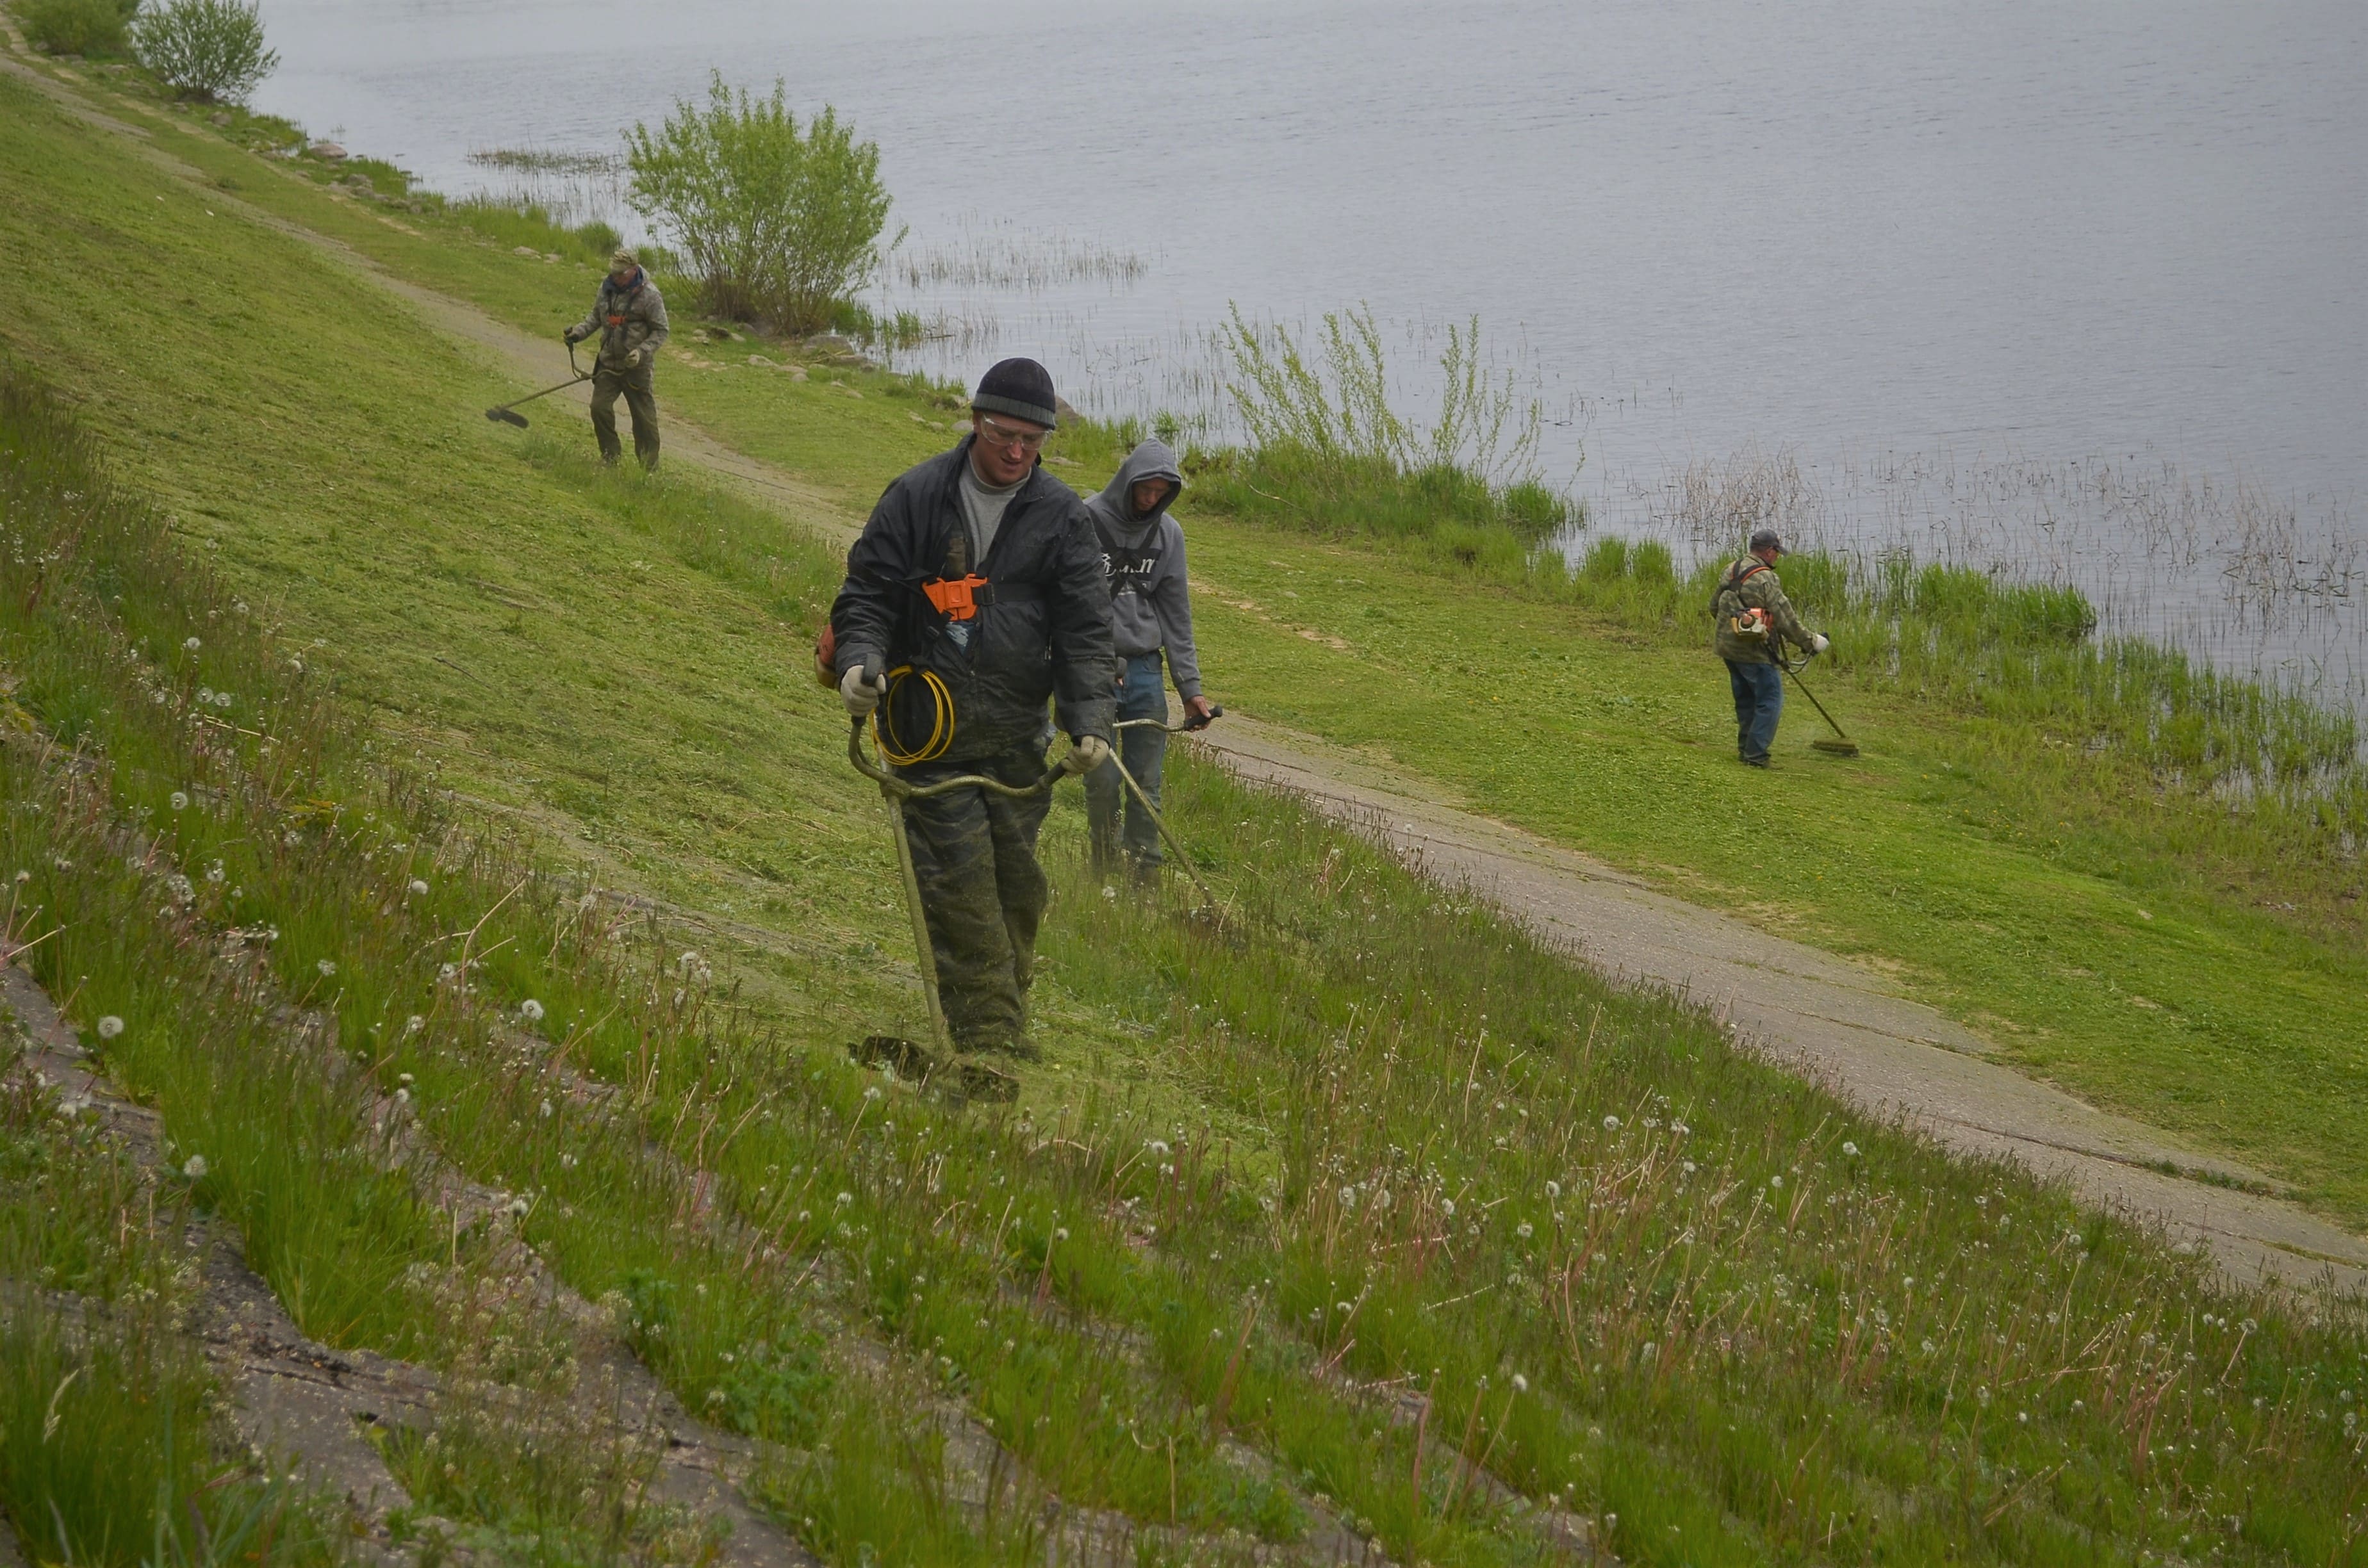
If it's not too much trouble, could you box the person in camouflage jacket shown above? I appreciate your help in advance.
[1710,528,1827,766]
[564,248,670,470]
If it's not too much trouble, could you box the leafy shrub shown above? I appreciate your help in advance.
[132,0,278,103]
[22,0,136,56]
[626,73,898,333]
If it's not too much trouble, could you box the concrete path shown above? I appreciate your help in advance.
[1194,716,2368,1294]
[12,47,2360,1298]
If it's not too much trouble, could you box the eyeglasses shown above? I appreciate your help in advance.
[975,416,1049,453]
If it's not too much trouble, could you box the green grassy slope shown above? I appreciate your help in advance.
[8,60,2364,1230]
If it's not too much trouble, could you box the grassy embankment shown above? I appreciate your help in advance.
[2,51,2366,1564]
[98,86,2368,1230]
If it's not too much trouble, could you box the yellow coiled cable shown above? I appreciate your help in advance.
[872,664,954,766]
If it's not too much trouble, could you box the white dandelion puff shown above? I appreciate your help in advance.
[183,1155,208,1180]
[1510,1373,1529,1393]
[1602,1114,1620,1131]
[183,637,201,651]
[316,959,336,977]
[519,999,545,1022]
[1841,1141,1859,1157]
[408,879,429,896]
[96,1015,125,1040]
[1545,1180,1561,1200]
[170,791,190,811]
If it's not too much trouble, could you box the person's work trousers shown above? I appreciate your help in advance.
[1725,658,1784,763]
[896,744,1052,1050]
[590,360,661,470]
[1085,653,1169,869]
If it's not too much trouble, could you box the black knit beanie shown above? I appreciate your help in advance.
[971,357,1059,429]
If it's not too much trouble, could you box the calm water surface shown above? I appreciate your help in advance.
[253,0,2368,703]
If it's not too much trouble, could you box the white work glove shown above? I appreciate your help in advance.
[1809,633,1830,655]
[839,662,889,719]
[625,346,646,369]
[1062,735,1112,775]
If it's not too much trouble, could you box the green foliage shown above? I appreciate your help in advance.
[626,72,898,333]
[21,0,135,57]
[1213,304,1568,543]
[131,0,278,104]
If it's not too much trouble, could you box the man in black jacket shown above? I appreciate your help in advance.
[830,359,1118,1059]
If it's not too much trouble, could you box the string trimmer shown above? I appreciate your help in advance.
[1110,708,1227,909]
[1780,655,1859,756]
[846,716,1067,1104]
[484,343,591,428]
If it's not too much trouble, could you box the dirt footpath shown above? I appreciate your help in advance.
[1194,716,2368,1294]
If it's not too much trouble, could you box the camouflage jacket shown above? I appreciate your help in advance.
[1710,557,1813,663]
[571,270,670,371]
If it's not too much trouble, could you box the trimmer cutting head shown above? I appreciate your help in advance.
[486,407,530,427]
[1811,738,1860,756]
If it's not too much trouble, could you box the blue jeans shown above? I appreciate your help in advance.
[1085,653,1170,868]
[1725,658,1784,764]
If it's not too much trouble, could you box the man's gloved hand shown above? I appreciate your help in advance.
[625,347,646,370]
[1062,735,1112,775]
[1809,633,1831,655]
[839,662,889,719]
[563,325,587,346]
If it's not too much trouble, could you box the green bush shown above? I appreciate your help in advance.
[131,0,278,103]
[626,72,898,333]
[22,0,136,56]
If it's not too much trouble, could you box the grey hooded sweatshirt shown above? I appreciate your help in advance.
[1082,439,1203,699]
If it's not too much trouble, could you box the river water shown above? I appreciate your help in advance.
[252,0,2367,708]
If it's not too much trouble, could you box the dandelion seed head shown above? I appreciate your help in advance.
[519,999,545,1022]
[404,1016,423,1034]
[1768,1174,1783,1188]
[1510,1373,1529,1393]
[182,1154,208,1180]
[170,791,189,811]
[539,1099,554,1118]
[1841,1141,1859,1157]
[317,959,336,977]
[1517,1221,1533,1239]
[1602,1114,1620,1131]
[834,1192,852,1207]
[96,1015,124,1040]
[1545,1179,1561,1199]
[409,879,429,896]
[183,637,201,651]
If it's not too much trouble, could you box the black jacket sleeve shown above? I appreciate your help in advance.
[830,475,922,680]
[1047,494,1119,741]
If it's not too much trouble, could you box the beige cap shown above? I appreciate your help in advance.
[610,247,637,271]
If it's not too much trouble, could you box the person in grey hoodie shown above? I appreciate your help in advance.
[1081,439,1216,874]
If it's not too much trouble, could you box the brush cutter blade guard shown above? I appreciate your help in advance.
[486,407,530,427]
[1811,738,1860,756]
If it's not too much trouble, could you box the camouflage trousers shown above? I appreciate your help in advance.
[896,744,1053,1051]
[590,361,660,470]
